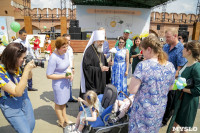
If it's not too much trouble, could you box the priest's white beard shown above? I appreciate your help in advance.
[94,42,103,53]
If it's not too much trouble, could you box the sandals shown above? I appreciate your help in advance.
[56,120,67,128]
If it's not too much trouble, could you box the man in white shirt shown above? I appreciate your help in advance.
[14,30,37,91]
[63,34,77,103]
[14,30,35,58]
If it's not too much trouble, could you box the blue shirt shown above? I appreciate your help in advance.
[163,42,187,70]
[103,40,110,59]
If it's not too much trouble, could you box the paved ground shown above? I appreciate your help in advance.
[0,53,199,133]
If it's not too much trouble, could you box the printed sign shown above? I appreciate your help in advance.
[0,17,9,45]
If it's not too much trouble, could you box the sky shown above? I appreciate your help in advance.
[31,0,199,14]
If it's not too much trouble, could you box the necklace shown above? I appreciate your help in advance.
[92,45,103,67]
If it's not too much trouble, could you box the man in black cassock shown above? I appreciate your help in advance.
[80,30,112,97]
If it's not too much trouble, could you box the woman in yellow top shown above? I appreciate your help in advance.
[0,42,36,133]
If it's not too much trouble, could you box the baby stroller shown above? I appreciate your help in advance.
[64,84,132,133]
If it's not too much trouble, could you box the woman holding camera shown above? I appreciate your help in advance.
[46,37,73,128]
[171,41,200,132]
[0,43,36,133]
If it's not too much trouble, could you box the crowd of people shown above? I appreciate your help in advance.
[0,27,200,133]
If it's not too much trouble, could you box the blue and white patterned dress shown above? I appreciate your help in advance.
[112,46,127,99]
[129,59,176,133]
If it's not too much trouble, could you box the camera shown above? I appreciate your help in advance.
[25,55,45,68]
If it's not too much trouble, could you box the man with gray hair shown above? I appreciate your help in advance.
[80,30,113,97]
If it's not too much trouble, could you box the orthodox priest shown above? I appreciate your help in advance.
[80,30,112,97]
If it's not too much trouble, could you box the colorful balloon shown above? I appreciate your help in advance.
[10,22,21,32]
[1,26,5,30]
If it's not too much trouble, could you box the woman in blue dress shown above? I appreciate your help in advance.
[112,36,129,99]
[128,34,176,133]
[46,37,73,128]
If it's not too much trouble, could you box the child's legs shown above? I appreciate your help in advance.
[119,100,130,112]
[113,100,121,112]
[118,100,131,119]
[76,111,83,126]
[78,124,84,132]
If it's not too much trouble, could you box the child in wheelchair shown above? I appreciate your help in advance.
[108,94,134,124]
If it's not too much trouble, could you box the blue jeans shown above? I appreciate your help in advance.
[28,79,32,89]
[69,81,73,101]
[0,90,35,133]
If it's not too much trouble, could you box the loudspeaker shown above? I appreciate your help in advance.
[75,20,79,27]
[81,32,87,40]
[51,27,55,32]
[157,25,160,30]
[70,33,81,40]
[179,24,188,31]
[70,20,79,27]
[69,27,81,34]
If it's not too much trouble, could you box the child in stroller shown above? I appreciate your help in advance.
[71,90,104,133]
[64,84,127,133]
[108,93,134,124]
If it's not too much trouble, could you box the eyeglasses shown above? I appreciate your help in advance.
[178,37,182,40]
[119,41,125,44]
[124,32,129,34]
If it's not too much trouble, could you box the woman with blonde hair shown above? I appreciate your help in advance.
[46,37,73,128]
[71,90,104,133]
[128,34,176,132]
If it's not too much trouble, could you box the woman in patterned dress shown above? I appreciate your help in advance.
[112,36,129,99]
[128,34,176,133]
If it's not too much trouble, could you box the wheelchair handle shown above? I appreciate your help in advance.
[118,91,133,112]
[80,101,89,125]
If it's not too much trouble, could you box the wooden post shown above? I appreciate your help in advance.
[24,16,33,34]
[60,16,67,36]
[192,22,200,40]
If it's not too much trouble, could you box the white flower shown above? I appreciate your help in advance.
[109,48,117,53]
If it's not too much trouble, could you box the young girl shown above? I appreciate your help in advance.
[72,91,104,133]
